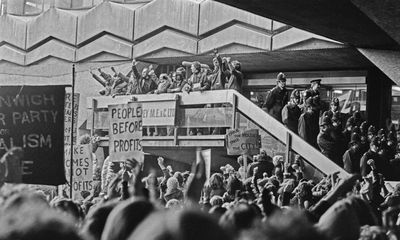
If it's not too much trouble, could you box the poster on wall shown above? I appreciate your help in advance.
[109,102,144,163]
[0,86,66,185]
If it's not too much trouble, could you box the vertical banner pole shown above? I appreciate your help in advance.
[69,64,76,198]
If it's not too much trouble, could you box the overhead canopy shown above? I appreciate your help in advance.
[215,0,400,50]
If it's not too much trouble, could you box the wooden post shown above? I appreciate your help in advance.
[285,132,292,163]
[232,94,240,129]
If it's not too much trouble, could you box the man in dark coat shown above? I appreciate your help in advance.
[343,133,364,174]
[323,98,347,130]
[282,89,301,134]
[298,98,320,149]
[360,137,387,177]
[317,116,338,164]
[304,79,323,116]
[247,150,275,180]
[264,72,289,122]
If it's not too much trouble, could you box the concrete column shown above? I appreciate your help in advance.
[366,68,393,128]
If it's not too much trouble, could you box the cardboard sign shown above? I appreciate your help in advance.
[64,93,79,145]
[0,86,65,185]
[64,144,93,200]
[226,129,261,155]
[142,101,176,126]
[199,149,211,181]
[109,103,143,163]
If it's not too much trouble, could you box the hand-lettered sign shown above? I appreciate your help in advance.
[109,102,143,163]
[0,86,66,185]
[226,129,261,155]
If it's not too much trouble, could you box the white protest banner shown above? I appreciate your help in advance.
[226,129,261,155]
[142,101,176,126]
[199,149,211,181]
[109,102,143,163]
[63,144,93,200]
[64,93,79,145]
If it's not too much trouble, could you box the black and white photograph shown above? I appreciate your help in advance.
[0,0,400,239]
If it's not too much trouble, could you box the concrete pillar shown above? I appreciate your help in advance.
[366,68,393,128]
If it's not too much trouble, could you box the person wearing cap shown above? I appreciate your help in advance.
[317,116,339,165]
[343,133,364,174]
[263,72,289,122]
[298,97,320,148]
[282,89,301,134]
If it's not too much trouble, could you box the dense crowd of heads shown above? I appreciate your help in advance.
[1,141,400,240]
[264,72,400,182]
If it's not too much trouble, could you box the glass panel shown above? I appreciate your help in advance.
[24,0,43,15]
[94,109,109,131]
[178,107,233,128]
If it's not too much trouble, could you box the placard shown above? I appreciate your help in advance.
[64,144,93,200]
[226,129,261,155]
[199,149,211,181]
[142,101,176,126]
[64,93,79,145]
[0,86,65,185]
[109,102,143,163]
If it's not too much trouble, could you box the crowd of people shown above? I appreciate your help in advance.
[28,51,396,240]
[263,72,400,181]
[1,140,400,240]
[90,49,243,98]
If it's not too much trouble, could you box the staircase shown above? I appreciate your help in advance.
[87,89,349,178]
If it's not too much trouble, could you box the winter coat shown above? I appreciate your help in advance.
[188,71,210,91]
[343,145,363,174]
[282,102,301,134]
[264,86,289,122]
[298,110,319,149]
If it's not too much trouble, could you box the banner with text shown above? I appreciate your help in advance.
[109,103,143,163]
[0,86,66,185]
[63,144,93,200]
[142,101,176,126]
[226,129,261,155]
[64,93,79,145]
